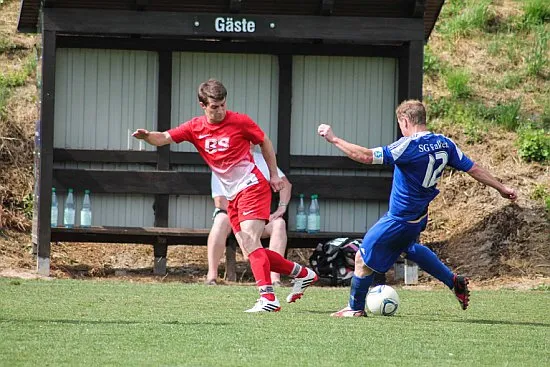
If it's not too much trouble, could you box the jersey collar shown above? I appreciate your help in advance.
[411,131,431,139]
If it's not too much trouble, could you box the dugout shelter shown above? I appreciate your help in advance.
[18,0,445,276]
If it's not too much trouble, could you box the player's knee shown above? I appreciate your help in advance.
[354,250,372,274]
[354,250,363,266]
[213,213,231,231]
[271,217,286,232]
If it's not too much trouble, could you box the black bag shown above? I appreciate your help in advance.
[309,237,361,286]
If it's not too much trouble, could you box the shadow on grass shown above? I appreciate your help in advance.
[305,312,550,328]
[451,318,550,328]
[0,317,230,326]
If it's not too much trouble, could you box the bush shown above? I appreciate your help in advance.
[517,126,550,162]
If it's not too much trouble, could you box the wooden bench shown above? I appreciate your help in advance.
[50,226,364,278]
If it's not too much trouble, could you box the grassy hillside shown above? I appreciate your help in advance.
[0,0,548,280]
[0,0,37,231]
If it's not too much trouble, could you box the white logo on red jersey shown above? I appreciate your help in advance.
[198,134,211,139]
[205,137,230,154]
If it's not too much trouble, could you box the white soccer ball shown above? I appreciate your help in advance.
[366,285,400,316]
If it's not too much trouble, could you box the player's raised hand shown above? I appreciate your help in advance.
[318,124,336,143]
[132,128,150,139]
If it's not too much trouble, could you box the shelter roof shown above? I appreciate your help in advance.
[18,0,444,41]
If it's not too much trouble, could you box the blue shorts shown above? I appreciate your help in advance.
[359,213,427,273]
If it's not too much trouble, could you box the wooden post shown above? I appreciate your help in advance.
[153,51,172,275]
[36,30,56,276]
[153,237,168,276]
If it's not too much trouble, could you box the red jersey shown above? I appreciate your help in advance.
[167,110,265,199]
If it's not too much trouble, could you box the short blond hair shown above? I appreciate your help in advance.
[396,100,426,125]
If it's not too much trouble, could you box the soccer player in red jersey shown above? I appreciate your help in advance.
[133,79,317,312]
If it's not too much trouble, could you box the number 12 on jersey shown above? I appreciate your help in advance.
[422,151,448,188]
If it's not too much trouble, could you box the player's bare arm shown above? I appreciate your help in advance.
[467,163,517,201]
[270,176,292,221]
[259,137,284,192]
[317,124,375,164]
[132,129,173,147]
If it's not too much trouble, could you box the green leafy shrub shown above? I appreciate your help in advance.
[517,126,550,162]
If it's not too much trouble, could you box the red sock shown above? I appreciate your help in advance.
[248,248,272,287]
[262,293,276,301]
[265,249,299,275]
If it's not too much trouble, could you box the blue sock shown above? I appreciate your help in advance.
[405,243,454,289]
[349,274,373,311]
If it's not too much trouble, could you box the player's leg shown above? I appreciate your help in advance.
[263,218,287,285]
[236,219,281,312]
[403,243,454,288]
[236,219,270,286]
[230,179,280,312]
[262,218,317,302]
[206,210,232,284]
[332,215,417,317]
[403,243,470,310]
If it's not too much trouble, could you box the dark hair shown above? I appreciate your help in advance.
[197,79,227,105]
[396,100,426,125]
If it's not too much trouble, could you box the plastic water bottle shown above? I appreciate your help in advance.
[50,187,58,227]
[63,188,75,228]
[313,195,321,231]
[296,194,307,232]
[80,190,92,227]
[307,194,321,233]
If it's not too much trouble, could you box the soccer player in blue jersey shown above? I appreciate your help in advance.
[318,100,517,317]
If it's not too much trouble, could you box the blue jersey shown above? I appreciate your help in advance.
[372,131,474,221]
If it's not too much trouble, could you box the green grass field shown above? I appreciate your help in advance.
[0,278,548,366]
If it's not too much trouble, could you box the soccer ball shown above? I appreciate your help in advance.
[366,285,400,316]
